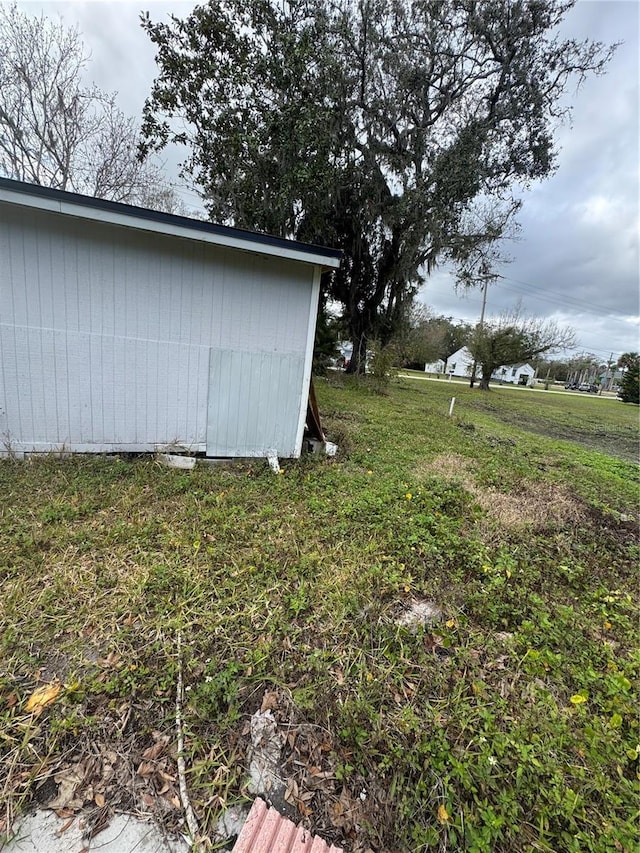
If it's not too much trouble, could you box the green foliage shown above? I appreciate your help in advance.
[617,352,639,404]
[140,0,614,372]
[312,297,340,374]
[366,339,399,392]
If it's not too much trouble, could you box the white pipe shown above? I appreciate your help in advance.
[448,397,456,417]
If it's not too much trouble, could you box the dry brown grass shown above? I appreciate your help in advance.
[417,453,586,533]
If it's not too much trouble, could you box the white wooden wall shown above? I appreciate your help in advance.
[0,205,316,456]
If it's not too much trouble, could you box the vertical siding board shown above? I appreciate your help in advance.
[20,227,36,438]
[0,329,16,439]
[2,220,21,438]
[293,267,320,456]
[61,226,73,438]
[10,218,28,326]
[38,227,55,439]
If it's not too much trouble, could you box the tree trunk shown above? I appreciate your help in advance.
[479,375,491,390]
[346,328,368,375]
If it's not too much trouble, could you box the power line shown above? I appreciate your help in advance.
[495,274,630,317]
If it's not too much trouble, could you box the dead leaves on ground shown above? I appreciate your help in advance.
[24,682,62,714]
[136,734,181,812]
[31,730,182,841]
[253,688,381,851]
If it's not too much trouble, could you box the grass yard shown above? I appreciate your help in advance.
[0,376,638,852]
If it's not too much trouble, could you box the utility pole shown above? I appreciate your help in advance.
[600,352,614,395]
[469,278,489,388]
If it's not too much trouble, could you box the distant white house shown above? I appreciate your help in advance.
[494,363,536,385]
[425,347,535,385]
[423,357,446,374]
[425,346,474,378]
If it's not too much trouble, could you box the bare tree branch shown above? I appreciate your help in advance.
[0,3,186,211]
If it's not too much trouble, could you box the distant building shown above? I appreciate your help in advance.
[495,363,536,385]
[434,347,475,378]
[423,358,446,374]
[426,347,535,385]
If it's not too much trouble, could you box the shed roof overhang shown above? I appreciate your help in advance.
[0,178,342,270]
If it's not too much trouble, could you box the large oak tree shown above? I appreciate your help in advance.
[140,0,613,372]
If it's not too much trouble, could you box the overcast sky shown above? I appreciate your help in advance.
[14,0,640,363]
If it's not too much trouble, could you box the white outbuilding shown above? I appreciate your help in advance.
[0,178,341,459]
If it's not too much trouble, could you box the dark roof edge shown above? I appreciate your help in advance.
[0,177,342,263]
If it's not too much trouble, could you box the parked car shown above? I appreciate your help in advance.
[564,381,578,390]
[578,383,599,393]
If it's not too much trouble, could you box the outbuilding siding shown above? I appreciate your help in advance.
[0,202,317,456]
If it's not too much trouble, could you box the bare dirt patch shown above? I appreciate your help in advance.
[417,453,586,532]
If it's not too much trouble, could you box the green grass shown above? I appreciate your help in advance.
[1,376,638,852]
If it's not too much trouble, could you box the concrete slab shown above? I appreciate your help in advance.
[4,810,189,853]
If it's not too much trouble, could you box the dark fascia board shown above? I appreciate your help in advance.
[0,177,342,268]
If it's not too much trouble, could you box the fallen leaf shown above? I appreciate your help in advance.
[331,669,345,686]
[142,742,165,761]
[54,809,75,820]
[437,804,449,824]
[6,693,18,708]
[97,652,122,669]
[48,766,84,811]
[260,690,279,712]
[94,793,105,808]
[24,683,62,714]
[297,800,313,817]
[284,778,299,804]
[157,769,176,783]
[56,817,75,835]
[136,761,155,778]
